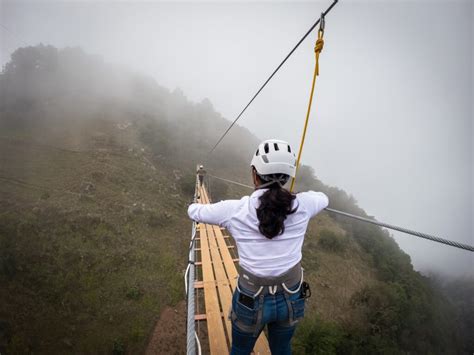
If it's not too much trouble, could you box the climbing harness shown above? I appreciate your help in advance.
[237,262,304,298]
[230,262,307,335]
[290,13,325,192]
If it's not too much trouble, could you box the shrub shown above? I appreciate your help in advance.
[294,316,345,355]
[130,324,146,343]
[318,229,346,253]
[1,253,16,280]
[112,338,125,355]
[146,212,168,228]
[125,285,143,300]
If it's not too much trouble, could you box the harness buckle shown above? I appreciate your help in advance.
[301,281,311,299]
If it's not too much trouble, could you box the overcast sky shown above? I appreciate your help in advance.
[1,0,472,277]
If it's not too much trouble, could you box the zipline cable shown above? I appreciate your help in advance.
[207,0,339,156]
[0,23,29,47]
[206,173,474,253]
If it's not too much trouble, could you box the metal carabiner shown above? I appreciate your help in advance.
[319,12,325,33]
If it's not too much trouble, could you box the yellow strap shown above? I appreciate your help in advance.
[290,29,324,192]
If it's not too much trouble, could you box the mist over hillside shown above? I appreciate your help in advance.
[0,45,472,354]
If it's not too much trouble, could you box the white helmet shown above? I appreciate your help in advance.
[250,139,296,178]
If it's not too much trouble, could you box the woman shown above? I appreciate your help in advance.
[188,139,328,355]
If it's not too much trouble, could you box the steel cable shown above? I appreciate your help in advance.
[185,183,201,355]
[206,173,474,252]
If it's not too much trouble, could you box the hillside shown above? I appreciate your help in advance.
[0,45,470,354]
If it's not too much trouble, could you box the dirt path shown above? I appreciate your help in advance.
[145,301,187,355]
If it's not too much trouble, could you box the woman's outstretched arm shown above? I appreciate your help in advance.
[187,199,240,227]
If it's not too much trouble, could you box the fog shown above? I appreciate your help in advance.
[1,0,472,277]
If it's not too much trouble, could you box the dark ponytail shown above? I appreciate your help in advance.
[256,183,297,239]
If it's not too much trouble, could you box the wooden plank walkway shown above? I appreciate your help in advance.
[194,182,270,354]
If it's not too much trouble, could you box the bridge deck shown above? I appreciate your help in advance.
[194,183,269,354]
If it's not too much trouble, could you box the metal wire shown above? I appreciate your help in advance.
[207,173,474,253]
[195,331,202,355]
[185,181,201,355]
[207,0,339,156]
[0,23,29,47]
[324,208,474,252]
[208,174,254,189]
[185,221,198,355]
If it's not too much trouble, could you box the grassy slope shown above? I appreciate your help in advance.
[0,121,191,353]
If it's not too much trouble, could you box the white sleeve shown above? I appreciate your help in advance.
[298,191,329,218]
[187,199,239,227]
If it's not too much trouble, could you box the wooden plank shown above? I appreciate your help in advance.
[195,312,226,321]
[199,222,228,354]
[212,225,238,287]
[206,223,234,344]
[196,260,237,266]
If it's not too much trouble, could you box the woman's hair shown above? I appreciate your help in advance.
[256,179,297,239]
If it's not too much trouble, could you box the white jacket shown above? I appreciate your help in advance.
[188,189,329,277]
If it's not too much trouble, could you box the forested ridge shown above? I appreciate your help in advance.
[0,45,471,354]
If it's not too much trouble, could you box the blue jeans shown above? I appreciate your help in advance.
[230,283,305,355]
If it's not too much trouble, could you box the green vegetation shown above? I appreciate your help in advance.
[294,316,345,355]
[318,229,347,253]
[0,45,471,354]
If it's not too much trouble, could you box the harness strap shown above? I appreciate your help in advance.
[238,262,302,295]
[254,293,265,336]
[283,291,296,326]
[282,268,304,294]
[236,278,264,298]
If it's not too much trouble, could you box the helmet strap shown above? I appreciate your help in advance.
[255,174,288,190]
[256,180,282,190]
